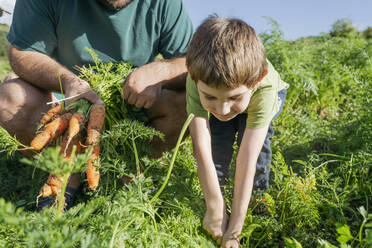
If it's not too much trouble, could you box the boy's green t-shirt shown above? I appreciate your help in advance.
[186,61,289,129]
[7,0,193,73]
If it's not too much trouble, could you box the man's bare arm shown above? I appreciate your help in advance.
[122,57,188,109]
[8,45,101,104]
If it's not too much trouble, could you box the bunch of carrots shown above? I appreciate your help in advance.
[30,100,106,207]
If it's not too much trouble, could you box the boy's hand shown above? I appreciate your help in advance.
[203,208,228,244]
[221,234,240,248]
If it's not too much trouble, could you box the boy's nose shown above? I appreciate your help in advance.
[216,102,230,115]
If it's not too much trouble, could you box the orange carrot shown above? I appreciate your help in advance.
[30,132,52,151]
[44,112,72,139]
[40,104,63,125]
[86,145,100,190]
[47,174,64,188]
[39,184,53,197]
[86,103,105,145]
[85,103,105,190]
[51,185,61,195]
[59,131,69,155]
[65,113,85,153]
[30,112,72,151]
[37,126,82,201]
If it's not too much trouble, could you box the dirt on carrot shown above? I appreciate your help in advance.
[40,104,64,125]
[31,112,72,151]
[85,103,105,190]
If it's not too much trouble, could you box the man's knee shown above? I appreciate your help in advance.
[147,89,187,155]
[2,72,18,82]
[148,89,186,120]
[0,79,43,117]
[0,78,51,140]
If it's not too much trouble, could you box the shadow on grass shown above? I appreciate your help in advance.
[0,152,48,211]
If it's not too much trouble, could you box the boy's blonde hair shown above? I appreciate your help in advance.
[186,16,268,89]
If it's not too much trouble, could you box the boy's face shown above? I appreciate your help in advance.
[197,80,254,121]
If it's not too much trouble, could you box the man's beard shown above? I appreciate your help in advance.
[96,0,134,10]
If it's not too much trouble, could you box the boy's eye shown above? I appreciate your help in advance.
[204,95,216,100]
[229,96,241,101]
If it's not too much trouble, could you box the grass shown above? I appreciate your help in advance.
[0,23,371,247]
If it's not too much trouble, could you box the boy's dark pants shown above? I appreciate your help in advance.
[210,89,286,191]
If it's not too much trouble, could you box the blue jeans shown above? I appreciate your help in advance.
[210,89,287,191]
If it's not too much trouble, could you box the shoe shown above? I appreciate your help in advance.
[36,187,77,211]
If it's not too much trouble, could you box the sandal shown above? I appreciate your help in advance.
[36,186,77,211]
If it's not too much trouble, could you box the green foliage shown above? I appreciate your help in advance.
[0,24,9,58]
[1,20,371,247]
[284,237,303,248]
[100,119,163,178]
[318,208,372,248]
[330,19,359,38]
[65,98,91,115]
[0,127,26,156]
[362,27,372,39]
[20,146,91,176]
[77,48,148,129]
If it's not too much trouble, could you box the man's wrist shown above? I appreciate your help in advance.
[155,60,171,86]
[158,57,187,85]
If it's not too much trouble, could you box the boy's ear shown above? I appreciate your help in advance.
[258,69,268,82]
[252,81,260,90]
[252,69,268,90]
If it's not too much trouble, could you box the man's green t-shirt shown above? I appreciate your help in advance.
[186,61,289,129]
[8,0,193,73]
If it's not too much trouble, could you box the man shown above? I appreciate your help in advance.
[0,0,193,208]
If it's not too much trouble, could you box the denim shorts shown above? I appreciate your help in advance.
[210,89,287,191]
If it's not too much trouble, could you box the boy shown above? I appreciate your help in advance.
[186,17,288,247]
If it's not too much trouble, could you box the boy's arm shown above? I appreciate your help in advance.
[222,125,269,244]
[189,116,227,242]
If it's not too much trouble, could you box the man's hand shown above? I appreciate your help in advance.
[122,64,163,109]
[63,77,102,106]
[203,208,228,245]
[122,58,188,109]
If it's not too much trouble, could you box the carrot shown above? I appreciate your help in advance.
[44,112,72,139]
[85,103,105,190]
[86,145,100,190]
[40,104,63,125]
[65,113,85,153]
[51,185,61,195]
[37,125,82,203]
[30,112,72,151]
[86,103,105,145]
[39,184,53,197]
[30,132,52,151]
[47,174,64,188]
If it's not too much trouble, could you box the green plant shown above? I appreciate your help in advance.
[0,19,371,247]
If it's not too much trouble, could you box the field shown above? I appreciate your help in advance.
[0,22,371,247]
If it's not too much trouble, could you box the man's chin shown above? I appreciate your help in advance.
[96,0,134,9]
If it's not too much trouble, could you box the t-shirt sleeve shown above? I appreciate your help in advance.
[7,0,58,55]
[246,85,278,129]
[158,0,193,59]
[186,74,209,119]
[246,61,283,129]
